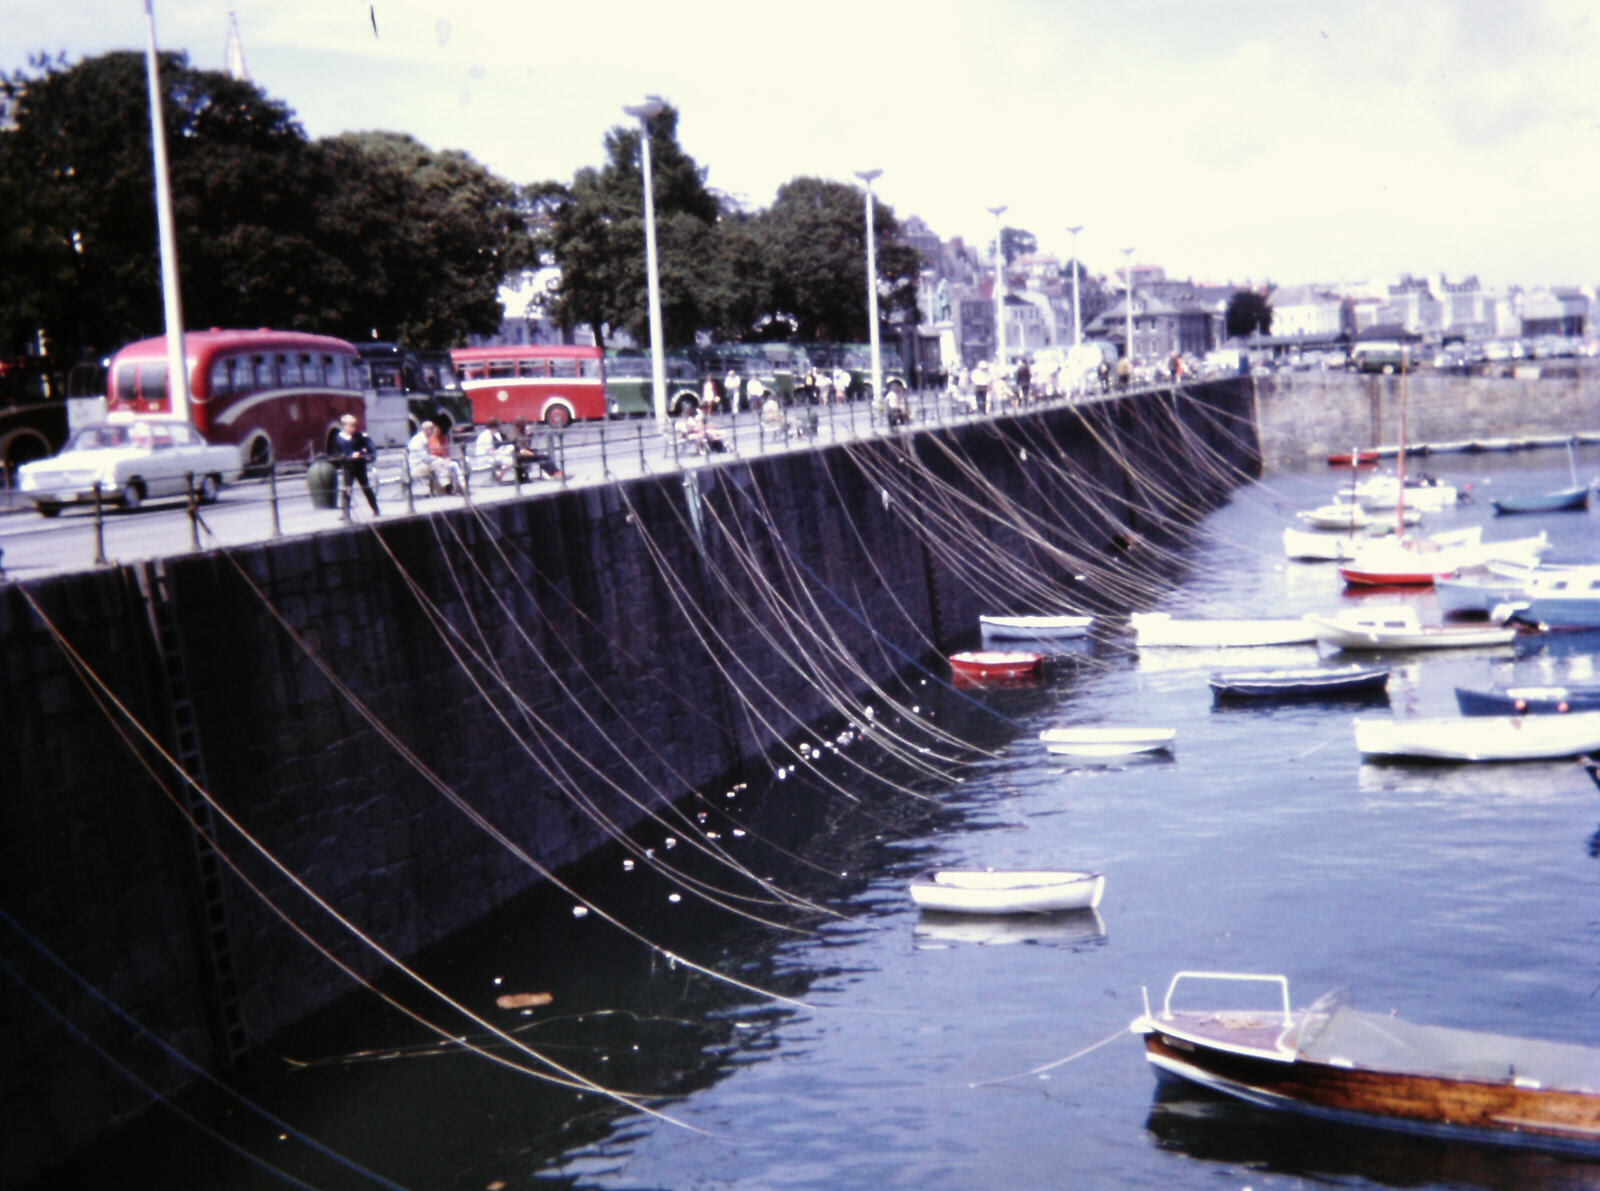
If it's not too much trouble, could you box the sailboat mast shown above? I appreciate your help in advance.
[1396,345,1408,535]
[142,0,191,423]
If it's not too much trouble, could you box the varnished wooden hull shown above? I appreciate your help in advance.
[1141,1027,1600,1156]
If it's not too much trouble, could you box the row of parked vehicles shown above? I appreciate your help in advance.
[4,329,909,516]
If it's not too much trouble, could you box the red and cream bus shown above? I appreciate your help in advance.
[105,329,367,470]
[450,344,606,429]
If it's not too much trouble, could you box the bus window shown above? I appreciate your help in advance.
[488,360,517,379]
[252,355,275,390]
[578,358,601,379]
[209,357,233,397]
[279,353,302,386]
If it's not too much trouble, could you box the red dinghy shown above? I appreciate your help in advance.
[1327,448,1379,467]
[948,650,1043,685]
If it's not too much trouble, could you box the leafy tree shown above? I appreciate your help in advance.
[1226,289,1273,338]
[1000,226,1036,266]
[0,51,332,363]
[532,104,719,348]
[752,176,920,343]
[313,132,530,347]
[0,52,529,362]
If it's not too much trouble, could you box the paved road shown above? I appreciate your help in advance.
[0,386,1133,583]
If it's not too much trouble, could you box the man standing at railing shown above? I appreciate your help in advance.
[329,413,380,515]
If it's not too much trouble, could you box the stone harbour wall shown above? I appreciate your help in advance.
[0,380,1257,1185]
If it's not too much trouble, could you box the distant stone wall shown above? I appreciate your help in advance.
[0,380,1256,1185]
[1252,368,1600,471]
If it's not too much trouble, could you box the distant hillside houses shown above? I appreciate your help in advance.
[479,213,1597,376]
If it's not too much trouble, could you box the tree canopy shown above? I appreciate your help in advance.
[1000,226,1037,266]
[0,51,528,361]
[1226,289,1274,338]
[532,113,921,348]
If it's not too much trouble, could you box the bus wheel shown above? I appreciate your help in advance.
[544,405,572,430]
[198,474,222,503]
[120,480,145,510]
[243,435,273,477]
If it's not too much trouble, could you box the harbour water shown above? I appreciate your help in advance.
[34,447,1600,1191]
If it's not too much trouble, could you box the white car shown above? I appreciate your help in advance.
[18,420,244,516]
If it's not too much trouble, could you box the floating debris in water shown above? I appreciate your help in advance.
[664,837,677,849]
[668,893,682,903]
[731,829,746,837]
[493,976,503,985]
[572,906,589,918]
[495,991,552,1010]
[863,705,875,719]
[622,859,635,871]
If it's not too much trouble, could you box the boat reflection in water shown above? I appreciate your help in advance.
[1145,1083,1600,1191]
[912,907,1106,949]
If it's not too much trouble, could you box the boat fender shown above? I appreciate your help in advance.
[1558,701,1569,713]
[1514,699,1527,712]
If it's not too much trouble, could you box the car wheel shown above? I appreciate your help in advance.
[120,480,144,510]
[544,405,572,430]
[198,474,221,503]
[36,501,61,518]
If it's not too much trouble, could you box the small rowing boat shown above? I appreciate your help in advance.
[948,650,1043,684]
[908,869,1105,915]
[1132,971,1600,1156]
[1209,664,1391,702]
[1454,681,1600,716]
[1039,726,1176,757]
[978,613,1094,640]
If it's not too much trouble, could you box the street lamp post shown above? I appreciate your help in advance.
[623,97,667,425]
[988,205,1007,373]
[1066,225,1083,347]
[1121,246,1136,366]
[855,169,883,406]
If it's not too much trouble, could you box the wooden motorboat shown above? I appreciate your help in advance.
[1454,682,1600,716]
[1039,726,1176,757]
[978,613,1094,640]
[1305,604,1517,651]
[908,869,1105,915]
[1131,612,1317,648]
[1354,710,1600,760]
[1209,664,1391,702]
[1132,971,1600,1156]
[947,650,1043,683]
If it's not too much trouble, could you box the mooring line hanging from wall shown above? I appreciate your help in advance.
[17,583,694,1125]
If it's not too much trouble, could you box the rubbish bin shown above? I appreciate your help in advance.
[306,458,338,509]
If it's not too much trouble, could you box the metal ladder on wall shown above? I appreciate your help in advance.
[136,559,250,1070]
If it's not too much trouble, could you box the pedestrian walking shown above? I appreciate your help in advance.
[329,413,379,514]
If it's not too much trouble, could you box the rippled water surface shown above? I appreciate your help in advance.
[42,448,1600,1191]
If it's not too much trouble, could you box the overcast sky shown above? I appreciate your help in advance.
[9,0,1600,289]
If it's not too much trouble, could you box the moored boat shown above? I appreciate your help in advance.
[1354,710,1600,760]
[1131,612,1317,648]
[1209,664,1391,702]
[1132,971,1600,1156]
[908,869,1105,915]
[948,650,1043,683]
[1454,681,1600,716]
[1305,604,1517,651]
[1492,484,1591,515]
[979,613,1094,640]
[1337,532,1549,588]
[1039,725,1176,757]
[1493,564,1600,630]
[1326,448,1379,467]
